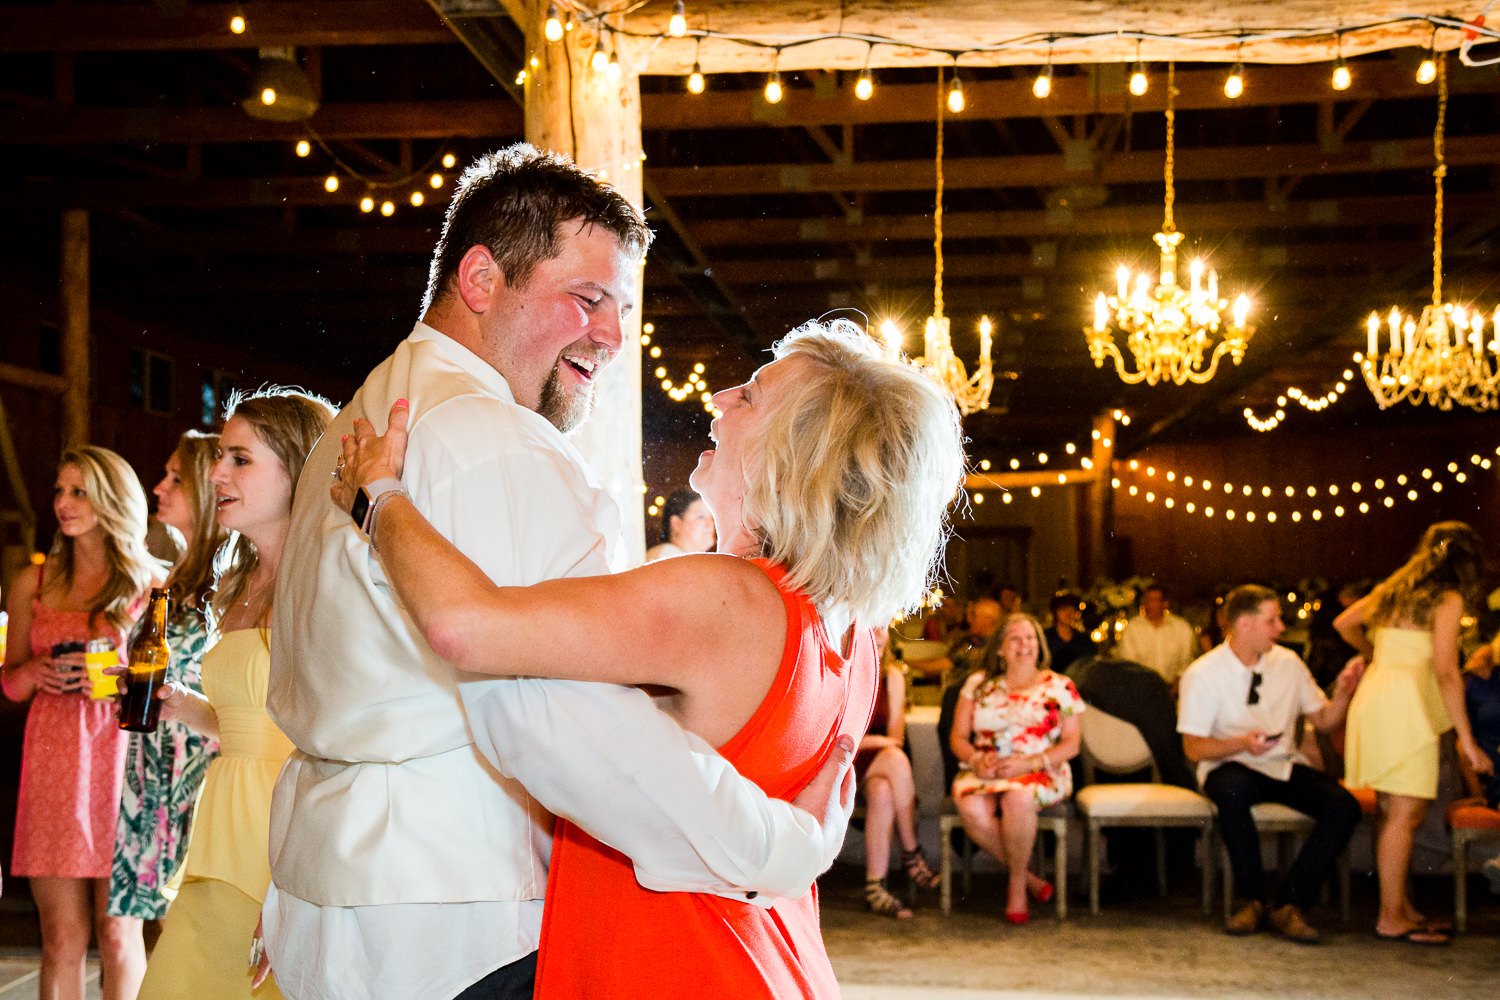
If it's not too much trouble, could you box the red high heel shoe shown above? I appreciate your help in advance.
[1028,879,1054,904]
[1005,910,1029,925]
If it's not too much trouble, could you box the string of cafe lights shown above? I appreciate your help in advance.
[1109,446,1497,523]
[524,4,1499,105]
[1242,369,1355,432]
[640,323,720,415]
[968,410,1130,506]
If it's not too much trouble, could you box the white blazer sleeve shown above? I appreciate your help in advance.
[465,677,836,907]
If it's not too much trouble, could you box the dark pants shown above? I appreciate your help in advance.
[1203,762,1361,910]
[453,951,537,1000]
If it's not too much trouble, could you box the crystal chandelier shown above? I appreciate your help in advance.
[1360,56,1499,411]
[1085,63,1253,386]
[915,65,993,415]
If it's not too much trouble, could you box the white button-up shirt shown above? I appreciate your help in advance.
[1116,611,1198,685]
[264,324,830,1000]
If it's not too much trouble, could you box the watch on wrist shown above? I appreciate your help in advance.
[350,478,405,534]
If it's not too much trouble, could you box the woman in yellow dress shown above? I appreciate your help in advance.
[1336,520,1493,945]
[137,388,334,998]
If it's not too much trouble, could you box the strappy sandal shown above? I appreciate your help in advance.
[865,877,913,918]
[902,847,941,890]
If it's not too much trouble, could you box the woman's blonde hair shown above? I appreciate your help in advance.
[976,613,1053,690]
[48,445,158,634]
[738,318,965,626]
[212,387,336,627]
[164,430,229,612]
[1366,520,1484,628]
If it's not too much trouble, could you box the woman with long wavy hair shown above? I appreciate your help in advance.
[109,432,228,931]
[3,446,163,1000]
[1336,520,1494,945]
[138,388,334,1000]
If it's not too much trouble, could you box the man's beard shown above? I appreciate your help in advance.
[538,364,594,434]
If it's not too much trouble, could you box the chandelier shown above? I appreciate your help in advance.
[1360,56,1499,411]
[914,65,993,415]
[1085,63,1253,385]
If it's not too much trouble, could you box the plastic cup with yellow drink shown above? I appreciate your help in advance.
[84,638,120,699]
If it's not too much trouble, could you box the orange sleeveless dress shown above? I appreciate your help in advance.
[534,559,878,999]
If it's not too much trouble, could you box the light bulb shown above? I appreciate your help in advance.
[360,196,374,213]
[230,8,246,34]
[1332,58,1351,91]
[1129,62,1147,96]
[687,61,705,94]
[947,75,964,114]
[1224,63,1244,99]
[261,87,277,106]
[591,41,608,72]
[1033,64,1052,99]
[764,71,783,105]
[380,201,395,217]
[1416,56,1436,85]
[442,153,457,169]
[295,139,311,157]
[323,175,339,193]
[606,47,621,79]
[855,68,873,101]
[429,173,443,188]
[410,191,424,207]
[668,1,686,37]
[544,4,564,42]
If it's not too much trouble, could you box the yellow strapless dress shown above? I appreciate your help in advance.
[140,629,293,999]
[1345,626,1452,798]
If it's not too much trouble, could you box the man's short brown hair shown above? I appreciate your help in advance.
[1224,584,1278,627]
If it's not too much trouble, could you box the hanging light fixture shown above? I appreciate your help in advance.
[1085,63,1254,386]
[1360,55,1499,411]
[855,43,874,101]
[1033,38,1054,99]
[241,48,319,122]
[909,65,993,414]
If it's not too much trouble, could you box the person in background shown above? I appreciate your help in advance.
[138,388,335,1000]
[907,596,1001,682]
[1117,583,1198,690]
[109,434,227,942]
[1181,584,1363,944]
[997,583,1023,617]
[950,613,1084,924]
[1337,520,1492,946]
[858,629,940,918]
[3,447,163,1000]
[644,487,715,562]
[1457,632,1500,893]
[1197,591,1228,655]
[921,595,964,642]
[1044,590,1095,675]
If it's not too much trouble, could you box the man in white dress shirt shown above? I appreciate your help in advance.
[1177,584,1362,944]
[262,145,851,1000]
[1116,583,1199,688]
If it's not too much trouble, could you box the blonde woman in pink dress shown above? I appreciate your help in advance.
[3,447,162,1000]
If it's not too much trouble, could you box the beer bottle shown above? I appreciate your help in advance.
[119,588,171,732]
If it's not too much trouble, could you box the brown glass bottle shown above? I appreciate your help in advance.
[119,588,171,732]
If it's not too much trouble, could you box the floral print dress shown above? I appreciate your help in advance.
[951,669,1084,807]
[108,604,219,918]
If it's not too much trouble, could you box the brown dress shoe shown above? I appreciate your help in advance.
[1269,903,1321,944]
[1225,899,1265,935]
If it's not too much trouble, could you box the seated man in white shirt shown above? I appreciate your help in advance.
[1178,584,1363,944]
[263,144,852,1000]
[1117,583,1198,688]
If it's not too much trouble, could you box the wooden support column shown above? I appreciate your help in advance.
[516,0,647,562]
[60,208,90,450]
[1082,411,1116,585]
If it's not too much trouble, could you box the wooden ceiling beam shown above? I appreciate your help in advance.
[0,1,454,53]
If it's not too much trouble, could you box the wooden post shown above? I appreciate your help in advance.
[518,1,647,562]
[1082,411,1116,585]
[60,208,90,450]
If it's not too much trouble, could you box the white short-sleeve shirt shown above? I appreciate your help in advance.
[1177,642,1328,785]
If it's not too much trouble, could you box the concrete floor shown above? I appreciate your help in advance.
[0,867,1495,999]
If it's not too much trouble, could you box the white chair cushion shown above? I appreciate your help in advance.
[1077,783,1215,819]
[1249,802,1314,826]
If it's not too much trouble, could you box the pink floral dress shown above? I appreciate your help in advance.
[952,669,1084,807]
[11,598,132,878]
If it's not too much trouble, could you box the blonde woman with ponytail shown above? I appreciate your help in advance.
[1336,520,1493,945]
[139,389,334,1000]
[3,446,162,1000]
